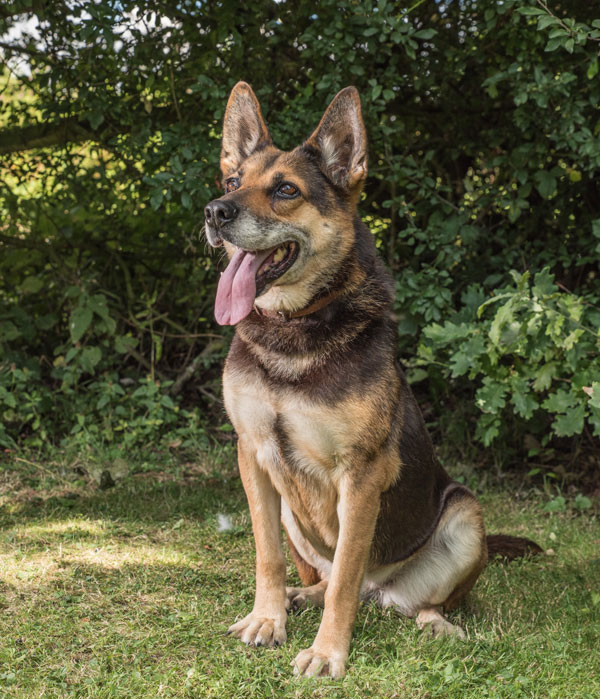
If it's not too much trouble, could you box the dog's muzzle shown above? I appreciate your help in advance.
[204,199,238,246]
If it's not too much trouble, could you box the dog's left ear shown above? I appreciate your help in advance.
[221,82,272,176]
[305,86,367,190]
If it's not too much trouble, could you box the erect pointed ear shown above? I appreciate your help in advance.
[220,82,272,176]
[304,86,367,190]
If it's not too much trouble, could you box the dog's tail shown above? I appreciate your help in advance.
[486,534,543,562]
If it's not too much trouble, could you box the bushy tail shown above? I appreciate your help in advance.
[487,534,543,562]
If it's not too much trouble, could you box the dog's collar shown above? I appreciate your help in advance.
[253,288,343,321]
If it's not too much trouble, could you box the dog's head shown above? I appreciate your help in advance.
[205,82,368,325]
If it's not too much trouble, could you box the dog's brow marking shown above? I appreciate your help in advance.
[262,152,281,171]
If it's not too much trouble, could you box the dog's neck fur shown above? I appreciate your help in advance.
[231,219,395,384]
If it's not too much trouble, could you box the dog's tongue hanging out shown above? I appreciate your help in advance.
[215,247,273,325]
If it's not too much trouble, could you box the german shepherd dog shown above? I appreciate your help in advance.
[204,83,541,678]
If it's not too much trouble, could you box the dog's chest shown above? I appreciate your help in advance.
[224,367,355,478]
[224,365,351,551]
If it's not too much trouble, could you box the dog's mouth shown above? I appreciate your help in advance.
[256,241,299,294]
[215,241,299,326]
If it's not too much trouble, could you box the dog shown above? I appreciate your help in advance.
[204,82,541,678]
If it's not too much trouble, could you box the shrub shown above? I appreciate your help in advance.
[0,0,598,474]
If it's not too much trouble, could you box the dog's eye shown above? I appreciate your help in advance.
[276,183,300,198]
[225,177,240,193]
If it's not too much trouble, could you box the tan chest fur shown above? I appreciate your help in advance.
[223,362,399,557]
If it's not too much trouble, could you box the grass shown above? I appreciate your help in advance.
[0,456,599,698]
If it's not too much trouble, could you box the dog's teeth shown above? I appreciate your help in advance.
[273,246,285,263]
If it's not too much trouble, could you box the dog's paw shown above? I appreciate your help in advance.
[291,646,346,678]
[428,618,466,640]
[416,608,466,640]
[286,583,326,612]
[227,611,287,647]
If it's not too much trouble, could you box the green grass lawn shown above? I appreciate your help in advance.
[1,458,599,698]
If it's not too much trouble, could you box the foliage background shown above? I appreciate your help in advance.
[0,0,598,482]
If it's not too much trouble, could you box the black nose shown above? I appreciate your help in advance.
[204,199,239,229]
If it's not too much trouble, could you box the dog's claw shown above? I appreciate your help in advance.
[226,611,287,648]
[292,647,347,678]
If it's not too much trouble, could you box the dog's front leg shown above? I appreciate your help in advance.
[227,439,288,647]
[292,473,381,678]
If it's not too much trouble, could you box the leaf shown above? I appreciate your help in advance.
[573,494,592,511]
[414,29,437,39]
[65,346,79,363]
[406,368,428,384]
[476,379,507,414]
[476,414,501,446]
[70,307,93,343]
[150,192,163,210]
[0,387,16,408]
[552,404,585,436]
[583,382,600,409]
[537,15,559,30]
[88,110,105,130]
[489,299,515,346]
[545,37,564,52]
[477,292,514,318]
[35,314,58,330]
[20,276,44,294]
[80,346,102,373]
[115,335,138,354]
[161,394,175,409]
[96,393,111,410]
[587,59,599,80]
[423,321,471,345]
[517,7,546,16]
[532,266,557,297]
[542,495,566,513]
[449,350,471,377]
[88,294,110,320]
[534,170,557,199]
[542,388,576,413]
[511,378,539,419]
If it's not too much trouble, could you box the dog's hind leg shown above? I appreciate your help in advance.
[416,607,466,639]
[283,514,328,610]
[284,528,321,586]
[379,492,487,639]
[286,580,328,611]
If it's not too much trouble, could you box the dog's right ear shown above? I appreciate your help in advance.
[220,82,272,176]
[305,86,367,191]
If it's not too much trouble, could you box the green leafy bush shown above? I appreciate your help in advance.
[415,267,600,447]
[0,0,598,474]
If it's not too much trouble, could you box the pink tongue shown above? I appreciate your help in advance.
[215,247,274,325]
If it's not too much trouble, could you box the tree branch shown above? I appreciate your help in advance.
[0,107,175,155]
[170,339,225,397]
[0,118,91,154]
[0,2,47,21]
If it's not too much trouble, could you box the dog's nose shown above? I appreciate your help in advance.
[204,200,239,229]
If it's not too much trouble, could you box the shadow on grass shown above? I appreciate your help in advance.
[0,473,247,530]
